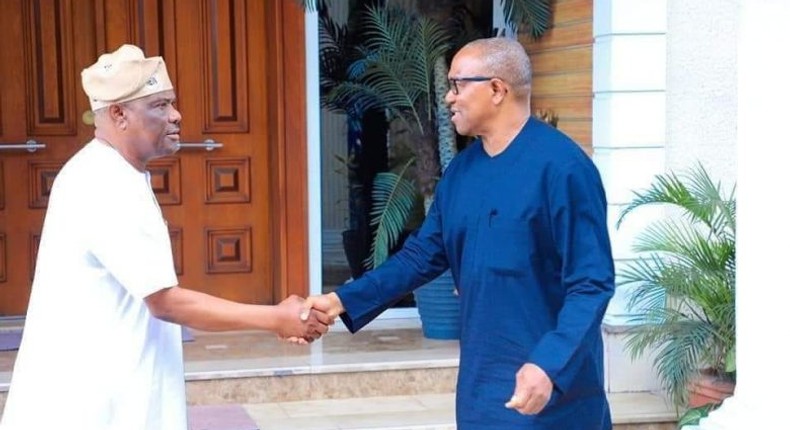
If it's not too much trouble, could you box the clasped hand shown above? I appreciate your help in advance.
[277,293,345,344]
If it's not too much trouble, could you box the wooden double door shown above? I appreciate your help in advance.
[0,0,309,315]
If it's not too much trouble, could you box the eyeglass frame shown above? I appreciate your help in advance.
[448,76,495,95]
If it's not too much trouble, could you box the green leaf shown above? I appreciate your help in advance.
[678,404,715,427]
[725,347,736,373]
[498,0,553,39]
[365,158,418,268]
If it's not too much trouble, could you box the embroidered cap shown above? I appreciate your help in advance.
[81,44,173,112]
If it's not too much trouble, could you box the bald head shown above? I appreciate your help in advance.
[460,37,532,98]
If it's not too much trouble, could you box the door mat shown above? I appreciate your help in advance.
[0,331,23,351]
[188,404,258,430]
[0,327,194,352]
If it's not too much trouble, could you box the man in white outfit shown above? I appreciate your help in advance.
[0,44,330,430]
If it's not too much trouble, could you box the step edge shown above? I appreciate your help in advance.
[185,359,460,382]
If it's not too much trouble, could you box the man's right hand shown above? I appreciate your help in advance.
[278,293,345,345]
[300,292,345,322]
[275,295,332,343]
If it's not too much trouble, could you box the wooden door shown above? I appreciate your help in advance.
[0,0,308,316]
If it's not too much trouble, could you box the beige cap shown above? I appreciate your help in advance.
[81,44,173,112]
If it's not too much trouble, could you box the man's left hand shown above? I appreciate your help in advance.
[505,363,553,415]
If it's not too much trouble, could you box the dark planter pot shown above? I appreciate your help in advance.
[414,270,460,340]
[342,229,367,279]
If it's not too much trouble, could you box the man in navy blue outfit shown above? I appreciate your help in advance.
[304,37,615,429]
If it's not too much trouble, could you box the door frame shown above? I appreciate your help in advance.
[268,0,310,301]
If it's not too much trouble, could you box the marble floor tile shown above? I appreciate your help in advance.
[413,393,456,410]
[242,403,291,422]
[254,415,342,430]
[330,408,454,429]
[278,395,428,418]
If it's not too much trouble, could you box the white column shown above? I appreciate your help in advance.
[594,0,667,396]
[683,0,790,428]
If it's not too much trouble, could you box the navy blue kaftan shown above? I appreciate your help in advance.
[337,117,615,429]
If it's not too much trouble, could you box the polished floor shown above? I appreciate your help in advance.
[0,318,676,429]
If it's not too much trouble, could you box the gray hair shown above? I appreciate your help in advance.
[464,37,532,88]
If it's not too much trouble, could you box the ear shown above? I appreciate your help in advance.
[107,104,126,122]
[491,78,509,105]
[107,103,128,128]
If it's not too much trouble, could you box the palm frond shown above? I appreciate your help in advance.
[683,162,736,240]
[625,317,713,405]
[616,172,693,228]
[339,5,450,136]
[414,17,451,122]
[365,158,418,268]
[616,164,735,240]
[364,6,414,55]
[319,10,354,105]
[634,220,734,277]
[325,82,387,116]
[499,0,553,39]
[360,61,423,128]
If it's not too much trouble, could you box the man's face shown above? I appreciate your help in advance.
[444,49,494,137]
[122,90,181,160]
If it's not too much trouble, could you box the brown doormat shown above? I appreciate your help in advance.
[0,331,23,351]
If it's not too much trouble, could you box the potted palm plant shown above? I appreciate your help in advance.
[616,163,736,426]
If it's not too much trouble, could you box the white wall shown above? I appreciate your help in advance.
[684,2,790,427]
[666,0,738,186]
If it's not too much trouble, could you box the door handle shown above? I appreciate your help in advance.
[0,139,47,153]
[176,139,223,151]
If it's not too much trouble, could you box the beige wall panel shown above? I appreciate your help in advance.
[532,71,591,97]
[532,95,591,121]
[530,46,591,75]
[522,21,592,53]
[554,0,594,25]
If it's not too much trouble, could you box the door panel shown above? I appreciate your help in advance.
[0,0,307,315]
[0,0,97,315]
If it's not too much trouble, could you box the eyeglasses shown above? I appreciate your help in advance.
[449,76,495,95]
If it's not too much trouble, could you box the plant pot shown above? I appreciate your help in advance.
[342,229,367,279]
[687,370,735,409]
[413,270,460,340]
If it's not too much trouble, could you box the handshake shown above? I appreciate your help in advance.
[274,292,345,344]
